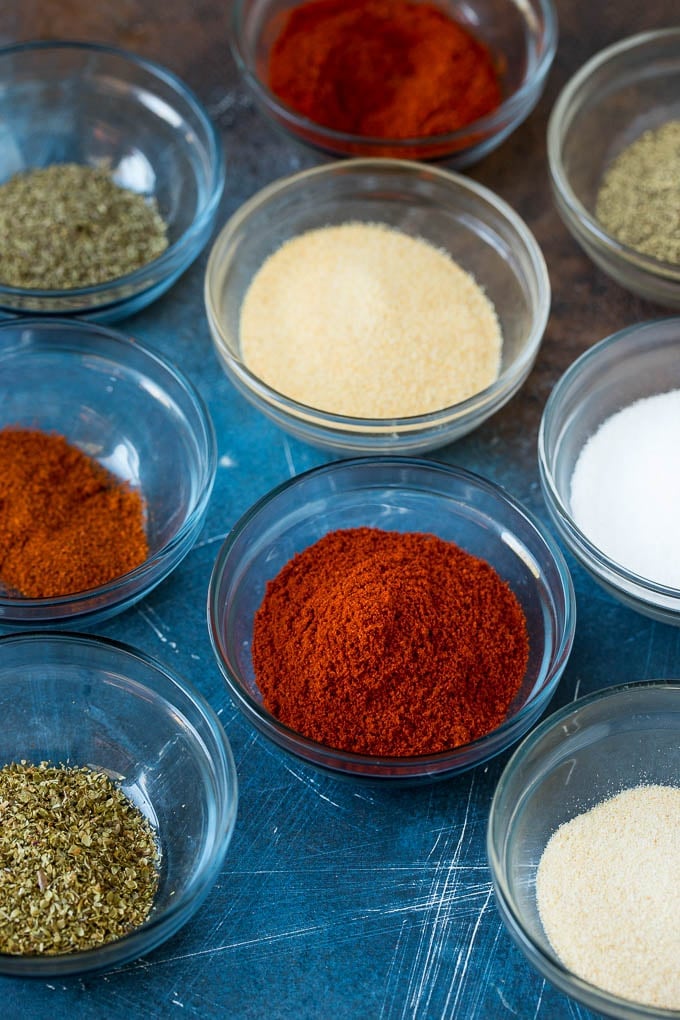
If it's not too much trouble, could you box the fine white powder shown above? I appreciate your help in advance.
[536,785,680,1011]
[239,222,502,419]
[570,389,680,588]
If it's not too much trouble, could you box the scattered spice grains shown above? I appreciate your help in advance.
[0,427,149,599]
[0,163,168,290]
[536,785,680,1011]
[0,761,159,955]
[251,527,529,756]
[595,120,680,264]
[239,222,502,419]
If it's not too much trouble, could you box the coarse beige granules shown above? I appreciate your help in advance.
[239,222,502,418]
[536,784,680,1011]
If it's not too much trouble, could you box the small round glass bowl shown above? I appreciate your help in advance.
[0,631,238,977]
[548,29,680,308]
[0,40,224,322]
[538,318,680,625]
[207,457,576,784]
[488,681,680,1020]
[0,318,216,629]
[205,159,550,454]
[230,0,557,165]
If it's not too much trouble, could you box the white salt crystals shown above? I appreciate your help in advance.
[570,388,680,588]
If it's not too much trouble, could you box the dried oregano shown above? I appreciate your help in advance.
[0,761,160,955]
[0,163,169,290]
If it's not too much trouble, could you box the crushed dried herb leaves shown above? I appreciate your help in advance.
[0,163,169,290]
[0,761,160,955]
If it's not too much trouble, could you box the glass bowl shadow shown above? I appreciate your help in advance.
[488,681,680,1020]
[0,40,224,322]
[230,0,557,166]
[205,158,550,455]
[0,631,238,977]
[538,317,680,625]
[207,457,576,785]
[548,29,680,308]
[0,318,216,629]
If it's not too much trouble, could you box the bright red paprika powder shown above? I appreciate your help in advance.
[267,0,502,140]
[251,527,529,757]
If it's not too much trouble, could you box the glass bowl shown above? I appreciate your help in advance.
[205,158,550,454]
[230,0,557,165]
[0,318,216,629]
[538,318,680,625]
[0,631,238,977]
[207,457,575,784]
[0,40,224,322]
[548,29,680,308]
[488,681,680,1019]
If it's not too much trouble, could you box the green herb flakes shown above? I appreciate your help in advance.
[0,761,159,955]
[0,163,169,290]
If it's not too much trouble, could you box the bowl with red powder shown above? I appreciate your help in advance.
[230,0,557,164]
[208,458,575,783]
[0,318,216,628]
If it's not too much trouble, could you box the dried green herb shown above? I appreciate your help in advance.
[0,163,169,290]
[0,760,160,955]
[595,120,680,265]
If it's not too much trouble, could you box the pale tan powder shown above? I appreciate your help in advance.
[536,785,680,1011]
[239,222,502,418]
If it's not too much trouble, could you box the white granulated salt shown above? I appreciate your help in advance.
[536,785,680,1011]
[570,389,680,588]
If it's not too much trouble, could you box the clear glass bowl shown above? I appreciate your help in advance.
[207,457,575,784]
[488,681,680,1020]
[0,40,224,321]
[0,631,238,977]
[548,29,680,308]
[538,318,680,625]
[0,318,216,628]
[205,158,550,454]
[230,0,557,165]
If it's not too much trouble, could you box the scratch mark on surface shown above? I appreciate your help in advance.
[532,978,546,1019]
[282,435,296,477]
[137,605,177,650]
[572,676,582,701]
[172,1000,184,1008]
[496,984,519,1014]
[443,884,493,1018]
[281,762,342,808]
[207,90,252,117]
[194,531,229,550]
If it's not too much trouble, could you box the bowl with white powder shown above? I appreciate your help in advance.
[205,158,550,453]
[488,681,680,1018]
[538,318,680,625]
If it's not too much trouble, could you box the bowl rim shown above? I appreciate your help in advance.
[0,316,218,613]
[205,157,551,432]
[487,678,680,1020]
[547,27,680,283]
[0,38,225,303]
[207,455,576,777]
[0,629,239,977]
[538,317,680,599]
[229,0,558,153]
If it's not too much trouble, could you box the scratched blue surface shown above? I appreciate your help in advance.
[3,4,680,1017]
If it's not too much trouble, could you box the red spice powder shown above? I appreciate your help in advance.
[251,527,529,757]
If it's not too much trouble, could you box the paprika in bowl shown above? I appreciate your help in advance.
[230,0,557,164]
[207,458,576,784]
[0,318,216,629]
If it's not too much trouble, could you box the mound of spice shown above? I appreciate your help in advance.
[267,0,501,139]
[536,785,680,1011]
[0,761,159,955]
[0,427,149,599]
[251,527,529,756]
[0,163,168,290]
[595,120,680,264]
[240,222,502,419]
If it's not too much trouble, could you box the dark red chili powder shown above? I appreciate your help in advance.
[251,527,529,757]
[267,0,502,140]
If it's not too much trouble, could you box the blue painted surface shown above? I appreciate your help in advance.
[3,4,680,1016]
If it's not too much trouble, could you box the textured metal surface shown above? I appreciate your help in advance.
[2,1,679,1017]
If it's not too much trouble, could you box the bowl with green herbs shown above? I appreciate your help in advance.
[0,631,238,976]
[0,40,224,321]
[548,28,680,308]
